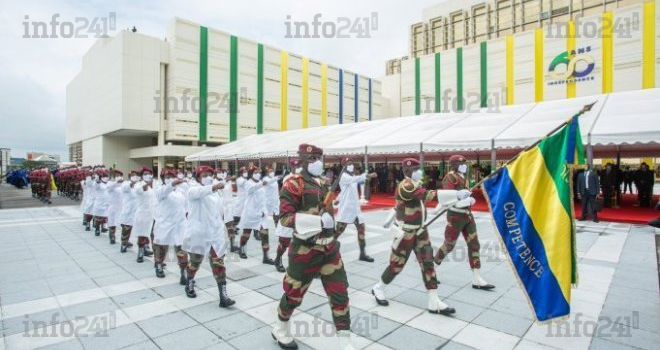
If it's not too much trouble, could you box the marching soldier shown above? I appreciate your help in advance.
[91,169,111,236]
[215,169,239,252]
[434,155,494,290]
[133,167,156,263]
[371,158,456,315]
[271,144,355,350]
[237,165,276,265]
[273,159,301,273]
[107,170,125,244]
[335,157,377,262]
[81,168,95,231]
[118,170,140,252]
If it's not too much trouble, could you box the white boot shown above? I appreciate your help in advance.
[337,330,356,350]
[471,268,495,290]
[427,289,455,315]
[271,319,297,349]
[371,280,389,306]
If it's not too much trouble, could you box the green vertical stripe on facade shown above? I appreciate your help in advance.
[257,43,264,134]
[480,41,488,108]
[456,47,463,111]
[434,53,441,113]
[229,35,238,142]
[415,57,421,115]
[199,26,208,142]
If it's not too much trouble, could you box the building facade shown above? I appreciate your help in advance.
[0,148,10,180]
[381,0,659,117]
[66,18,384,172]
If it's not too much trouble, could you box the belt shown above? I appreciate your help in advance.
[393,221,421,230]
[314,236,335,246]
[448,207,471,214]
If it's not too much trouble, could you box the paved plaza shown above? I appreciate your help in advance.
[0,187,658,350]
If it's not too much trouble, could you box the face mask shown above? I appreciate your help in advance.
[165,178,174,185]
[101,177,109,183]
[115,176,123,181]
[177,173,184,179]
[268,172,275,178]
[186,173,193,179]
[85,176,91,181]
[93,174,99,180]
[307,160,323,176]
[411,169,423,182]
[130,175,139,182]
[201,176,214,186]
[143,174,153,182]
[242,172,248,178]
[346,165,354,173]
[253,173,261,181]
[458,164,468,174]
[219,173,227,179]
[295,167,302,174]
[216,173,223,179]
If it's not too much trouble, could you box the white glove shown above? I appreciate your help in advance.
[432,202,444,215]
[457,189,471,200]
[455,197,476,208]
[321,212,334,229]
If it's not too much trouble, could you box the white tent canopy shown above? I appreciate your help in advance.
[186,89,660,162]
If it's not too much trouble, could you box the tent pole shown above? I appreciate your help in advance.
[360,146,369,204]
[235,158,238,174]
[490,139,497,174]
[419,142,424,165]
[586,135,593,165]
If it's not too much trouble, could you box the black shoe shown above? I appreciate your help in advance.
[137,247,145,263]
[109,236,116,245]
[229,237,239,253]
[85,225,90,231]
[155,263,165,278]
[218,282,235,307]
[120,243,128,253]
[239,246,247,259]
[179,268,187,285]
[126,242,134,248]
[144,247,153,257]
[101,228,108,233]
[254,230,261,241]
[185,279,197,298]
[359,251,374,263]
[95,227,100,236]
[271,333,298,350]
[429,307,456,315]
[371,288,389,306]
[263,252,275,265]
[472,283,496,290]
[274,256,286,273]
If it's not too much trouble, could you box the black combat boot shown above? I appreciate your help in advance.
[95,225,100,236]
[185,278,196,298]
[179,267,187,285]
[144,246,154,257]
[218,282,235,307]
[229,236,239,253]
[254,230,261,241]
[120,242,128,253]
[262,251,275,265]
[155,262,165,278]
[274,255,286,273]
[137,246,145,263]
[238,245,247,259]
[359,248,374,262]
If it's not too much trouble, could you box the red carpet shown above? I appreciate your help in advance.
[362,190,658,225]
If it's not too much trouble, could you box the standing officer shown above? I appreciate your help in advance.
[434,155,494,290]
[578,164,600,222]
[271,144,355,350]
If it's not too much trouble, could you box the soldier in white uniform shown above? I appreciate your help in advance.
[119,170,139,252]
[237,165,276,265]
[233,166,248,237]
[335,158,378,262]
[91,169,111,237]
[81,168,95,232]
[106,170,124,245]
[133,167,157,263]
[215,168,238,252]
[182,166,235,308]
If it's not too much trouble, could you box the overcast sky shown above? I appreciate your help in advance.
[0,0,448,162]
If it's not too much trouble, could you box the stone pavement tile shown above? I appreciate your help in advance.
[256,283,285,300]
[239,275,281,290]
[0,289,54,305]
[600,304,660,334]
[392,289,427,309]
[228,325,314,350]
[79,323,150,350]
[449,285,505,308]
[523,314,596,350]
[48,278,98,295]
[61,298,119,320]
[453,323,520,350]
[181,301,241,324]
[2,308,69,336]
[118,340,161,350]
[298,290,330,312]
[0,278,50,295]
[513,339,562,350]
[243,300,281,325]
[136,310,198,338]
[378,325,448,350]
[348,275,378,291]
[488,296,535,320]
[93,273,139,287]
[440,342,479,350]
[153,324,226,350]
[205,312,266,340]
[443,298,486,323]
[33,339,85,350]
[365,300,424,324]
[407,310,469,339]
[111,289,163,309]
[472,309,533,337]
[351,309,402,341]
[589,337,645,350]
[152,282,187,299]
[597,327,660,350]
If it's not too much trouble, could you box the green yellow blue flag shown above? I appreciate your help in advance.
[483,116,584,322]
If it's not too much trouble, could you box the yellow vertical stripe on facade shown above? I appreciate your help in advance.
[602,12,614,93]
[321,64,328,126]
[534,28,544,102]
[280,51,288,131]
[567,21,576,99]
[642,1,656,89]
[302,57,309,128]
[506,35,514,105]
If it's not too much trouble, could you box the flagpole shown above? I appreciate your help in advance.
[419,101,597,231]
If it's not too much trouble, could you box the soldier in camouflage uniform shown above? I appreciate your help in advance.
[434,154,494,290]
[371,158,456,315]
[272,144,355,350]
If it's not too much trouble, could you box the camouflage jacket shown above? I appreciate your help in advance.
[279,170,334,238]
[395,177,435,227]
[442,171,471,213]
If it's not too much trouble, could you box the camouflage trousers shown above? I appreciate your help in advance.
[276,237,292,259]
[381,228,437,290]
[84,214,93,225]
[153,244,188,269]
[120,225,132,243]
[335,219,366,250]
[109,226,116,240]
[434,211,481,269]
[93,216,107,226]
[278,239,350,331]
[187,247,225,284]
[240,228,269,252]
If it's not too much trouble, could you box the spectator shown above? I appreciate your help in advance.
[635,162,655,207]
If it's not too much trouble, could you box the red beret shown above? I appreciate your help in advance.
[196,166,213,174]
[114,170,124,176]
[341,157,353,166]
[298,143,323,156]
[162,168,177,177]
[248,165,260,173]
[140,166,153,175]
[402,158,421,168]
[215,168,225,173]
[290,158,300,167]
[448,155,466,163]
[128,170,139,176]
[238,166,246,172]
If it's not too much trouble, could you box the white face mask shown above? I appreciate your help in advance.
[201,176,214,186]
[458,164,468,174]
[411,169,423,182]
[101,177,109,183]
[130,175,140,182]
[346,164,354,173]
[295,167,302,174]
[268,172,275,178]
[177,173,184,179]
[186,173,193,179]
[242,172,248,178]
[115,176,123,181]
[307,160,323,176]
[216,173,223,179]
[93,174,99,180]
[85,176,91,181]
[253,173,261,181]
[219,172,227,180]
[143,174,153,182]
[164,178,174,185]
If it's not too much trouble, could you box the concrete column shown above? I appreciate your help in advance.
[157,156,165,176]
